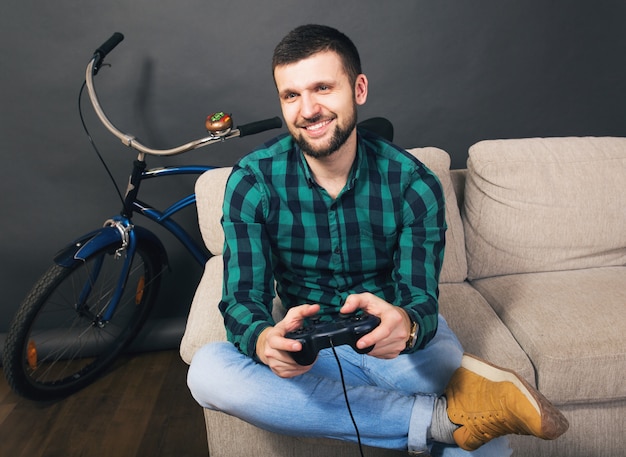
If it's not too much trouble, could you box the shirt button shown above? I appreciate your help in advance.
[334,247,342,254]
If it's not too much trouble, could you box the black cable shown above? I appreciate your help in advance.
[330,340,365,457]
[78,76,125,206]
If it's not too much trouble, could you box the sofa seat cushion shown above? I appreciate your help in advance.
[471,267,626,404]
[439,282,535,386]
[463,137,626,280]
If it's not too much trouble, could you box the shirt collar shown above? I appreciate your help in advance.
[296,133,365,191]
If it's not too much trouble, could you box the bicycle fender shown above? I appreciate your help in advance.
[54,226,168,268]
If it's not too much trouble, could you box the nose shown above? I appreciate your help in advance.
[300,92,321,120]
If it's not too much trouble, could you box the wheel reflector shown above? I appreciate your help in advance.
[27,340,38,370]
[135,276,145,305]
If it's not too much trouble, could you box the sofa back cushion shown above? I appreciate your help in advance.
[195,147,467,283]
[464,137,626,280]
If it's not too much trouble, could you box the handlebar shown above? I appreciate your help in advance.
[85,33,282,157]
[93,32,125,74]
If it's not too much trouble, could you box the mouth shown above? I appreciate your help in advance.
[304,119,332,131]
[300,117,334,138]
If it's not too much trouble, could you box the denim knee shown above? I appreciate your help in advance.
[187,341,235,409]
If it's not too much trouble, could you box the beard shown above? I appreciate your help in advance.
[293,107,358,159]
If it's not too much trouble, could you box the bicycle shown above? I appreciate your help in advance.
[1,32,283,401]
[2,33,393,402]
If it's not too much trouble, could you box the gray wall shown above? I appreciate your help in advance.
[2,1,626,350]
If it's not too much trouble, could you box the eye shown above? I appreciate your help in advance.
[317,85,330,92]
[282,92,298,101]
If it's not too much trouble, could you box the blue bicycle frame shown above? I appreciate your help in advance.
[134,164,216,265]
[54,162,216,323]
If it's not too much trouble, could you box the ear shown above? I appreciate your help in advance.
[354,74,368,106]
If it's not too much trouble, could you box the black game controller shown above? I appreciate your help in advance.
[285,312,381,365]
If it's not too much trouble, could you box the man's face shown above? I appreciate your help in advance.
[274,51,368,158]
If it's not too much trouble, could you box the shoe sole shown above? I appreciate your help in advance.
[461,353,569,440]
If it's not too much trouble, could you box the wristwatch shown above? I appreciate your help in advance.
[406,317,418,350]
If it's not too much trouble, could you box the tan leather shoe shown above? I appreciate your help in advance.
[445,354,569,451]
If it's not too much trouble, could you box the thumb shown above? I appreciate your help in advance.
[340,295,363,315]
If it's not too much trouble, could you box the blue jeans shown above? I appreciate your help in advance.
[187,314,510,456]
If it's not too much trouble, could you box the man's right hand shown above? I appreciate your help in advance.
[255,303,320,378]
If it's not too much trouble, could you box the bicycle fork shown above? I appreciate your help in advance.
[59,156,167,326]
[75,218,137,326]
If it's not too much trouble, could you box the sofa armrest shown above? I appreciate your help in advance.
[450,169,466,213]
[180,256,226,364]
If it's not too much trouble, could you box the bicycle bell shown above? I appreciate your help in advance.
[206,112,233,137]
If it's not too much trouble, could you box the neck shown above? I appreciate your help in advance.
[304,131,357,199]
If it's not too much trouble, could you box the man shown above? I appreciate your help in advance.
[188,24,568,455]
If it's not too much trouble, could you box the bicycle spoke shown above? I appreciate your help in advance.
[4,241,164,399]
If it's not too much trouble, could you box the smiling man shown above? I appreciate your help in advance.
[277,49,364,155]
[188,24,568,456]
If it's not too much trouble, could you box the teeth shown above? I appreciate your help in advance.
[306,119,331,131]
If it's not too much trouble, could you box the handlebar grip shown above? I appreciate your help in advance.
[95,32,125,59]
[237,116,283,137]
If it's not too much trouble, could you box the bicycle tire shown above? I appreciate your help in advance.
[2,239,163,400]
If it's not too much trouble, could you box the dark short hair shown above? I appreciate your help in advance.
[272,24,362,85]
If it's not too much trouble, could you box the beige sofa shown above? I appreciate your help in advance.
[180,136,626,457]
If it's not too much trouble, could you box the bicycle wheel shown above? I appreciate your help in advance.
[2,239,163,400]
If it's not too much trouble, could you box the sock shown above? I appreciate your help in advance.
[429,396,458,445]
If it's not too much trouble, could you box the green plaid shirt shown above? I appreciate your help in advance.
[219,129,446,359]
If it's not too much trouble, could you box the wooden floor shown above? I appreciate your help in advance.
[0,350,208,457]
